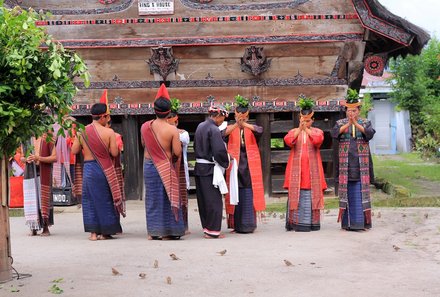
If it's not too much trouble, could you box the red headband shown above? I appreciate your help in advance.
[209,105,229,117]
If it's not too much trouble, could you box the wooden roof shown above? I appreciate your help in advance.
[355,0,430,56]
[4,0,429,56]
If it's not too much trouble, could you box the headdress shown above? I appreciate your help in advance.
[154,83,171,116]
[234,94,250,116]
[168,97,181,121]
[155,83,170,100]
[91,103,108,116]
[97,89,110,116]
[345,88,361,108]
[298,95,315,120]
[208,104,229,117]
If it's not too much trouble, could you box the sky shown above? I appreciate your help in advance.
[378,0,439,38]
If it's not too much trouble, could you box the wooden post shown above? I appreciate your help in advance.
[0,155,12,283]
[121,116,142,200]
[256,113,272,199]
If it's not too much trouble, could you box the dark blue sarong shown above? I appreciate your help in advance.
[341,181,371,230]
[286,190,320,232]
[144,160,185,238]
[234,187,256,233]
[82,161,122,235]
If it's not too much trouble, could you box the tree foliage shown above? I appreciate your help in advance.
[0,3,90,157]
[389,38,440,157]
[360,92,373,118]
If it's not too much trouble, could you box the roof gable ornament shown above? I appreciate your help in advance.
[147,46,179,82]
[364,53,387,77]
[240,46,272,77]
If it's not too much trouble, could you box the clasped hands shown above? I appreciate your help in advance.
[235,114,248,128]
[298,119,311,132]
[21,154,40,163]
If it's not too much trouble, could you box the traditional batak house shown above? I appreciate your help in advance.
[5,0,429,199]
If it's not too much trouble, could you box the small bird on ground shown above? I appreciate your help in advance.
[217,249,227,256]
[170,253,180,260]
[138,273,146,279]
[392,245,401,251]
[166,276,172,285]
[402,213,407,217]
[377,211,381,218]
[424,213,429,219]
[325,209,330,214]
[153,260,159,268]
[112,267,121,276]
[284,259,293,266]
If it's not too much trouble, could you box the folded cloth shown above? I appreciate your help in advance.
[229,158,239,205]
[196,158,228,194]
[23,177,41,230]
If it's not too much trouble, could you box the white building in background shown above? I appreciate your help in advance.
[360,71,412,154]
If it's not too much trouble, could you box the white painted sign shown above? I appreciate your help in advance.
[138,0,174,15]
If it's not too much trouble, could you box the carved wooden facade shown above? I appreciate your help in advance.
[6,0,428,198]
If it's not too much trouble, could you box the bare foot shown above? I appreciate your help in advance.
[184,230,191,235]
[28,230,38,236]
[162,236,181,240]
[40,226,50,236]
[98,235,114,240]
[204,234,225,239]
[40,231,50,237]
[229,230,236,234]
[89,233,98,241]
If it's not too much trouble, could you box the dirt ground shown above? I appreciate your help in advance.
[2,199,440,297]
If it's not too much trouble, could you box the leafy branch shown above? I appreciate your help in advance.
[0,5,90,157]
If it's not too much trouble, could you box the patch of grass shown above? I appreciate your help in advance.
[9,208,24,217]
[373,153,440,196]
[48,284,63,294]
[264,202,285,213]
[373,196,440,207]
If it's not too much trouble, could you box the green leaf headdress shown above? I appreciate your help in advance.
[298,95,315,119]
[170,97,181,115]
[345,88,361,108]
[234,94,250,114]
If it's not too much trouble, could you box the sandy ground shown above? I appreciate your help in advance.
[2,199,440,297]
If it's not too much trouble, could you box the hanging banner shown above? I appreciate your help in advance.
[138,0,174,15]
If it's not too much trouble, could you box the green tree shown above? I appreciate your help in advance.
[0,4,90,157]
[360,93,373,118]
[389,38,440,157]
[0,2,89,282]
